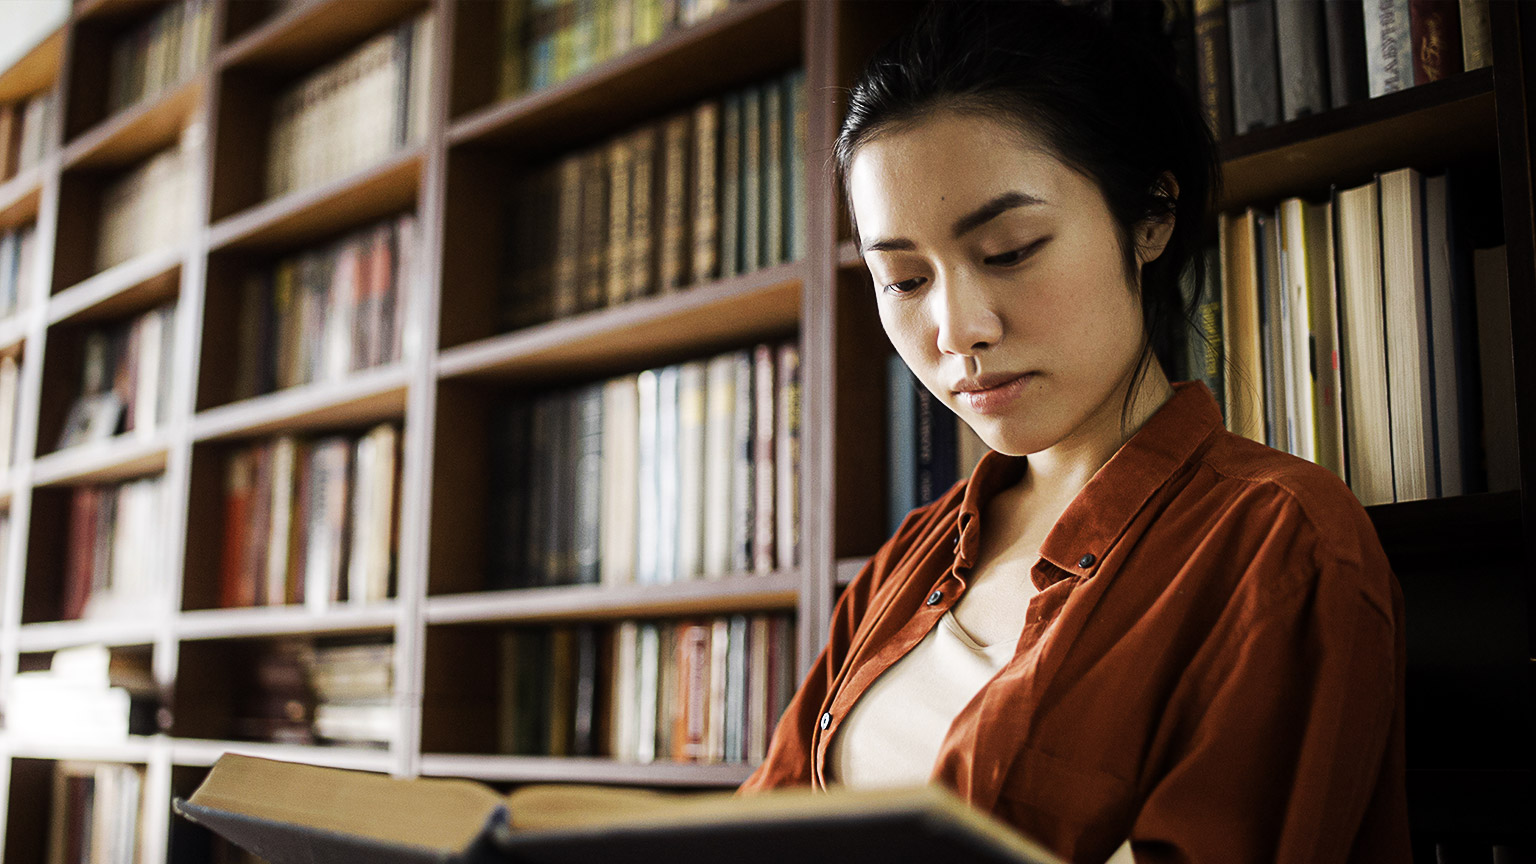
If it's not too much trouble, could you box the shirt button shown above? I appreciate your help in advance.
[1078,553,1096,568]
[819,712,832,730]
[926,590,943,606]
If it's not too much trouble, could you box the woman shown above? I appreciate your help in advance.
[738,3,1410,862]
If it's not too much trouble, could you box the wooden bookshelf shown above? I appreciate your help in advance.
[0,1,1530,862]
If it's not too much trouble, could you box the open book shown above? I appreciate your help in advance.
[174,753,1067,864]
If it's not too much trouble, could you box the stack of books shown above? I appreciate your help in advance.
[1196,0,1491,138]
[232,214,417,401]
[488,341,800,590]
[494,612,795,766]
[218,423,401,611]
[106,0,214,114]
[499,0,742,97]
[56,301,178,451]
[265,10,435,199]
[499,68,807,329]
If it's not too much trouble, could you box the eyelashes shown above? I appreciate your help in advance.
[878,237,1050,297]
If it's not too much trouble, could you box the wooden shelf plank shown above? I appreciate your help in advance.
[0,733,157,764]
[16,615,162,652]
[438,263,802,384]
[425,571,799,626]
[176,602,399,641]
[0,167,45,232]
[191,365,409,442]
[0,27,63,102]
[32,433,170,487]
[1220,68,1496,208]
[208,147,422,251]
[448,0,800,155]
[60,74,205,172]
[218,0,429,73]
[416,754,756,788]
[47,244,182,325]
[169,738,394,771]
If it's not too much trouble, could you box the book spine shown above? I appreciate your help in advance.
[659,113,693,292]
[579,148,609,311]
[751,344,775,573]
[628,126,660,299]
[762,82,784,266]
[741,86,762,271]
[719,92,742,277]
[675,361,707,581]
[1325,0,1370,109]
[1227,0,1281,134]
[1460,0,1491,70]
[1410,0,1464,84]
[774,343,800,571]
[729,350,754,574]
[605,137,633,306]
[1364,0,1414,97]
[574,384,604,584]
[703,354,735,578]
[691,100,720,284]
[1276,0,1329,122]
[635,370,659,584]
[786,69,807,262]
[554,154,584,318]
[654,365,680,584]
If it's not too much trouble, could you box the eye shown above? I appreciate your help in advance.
[880,276,927,297]
[984,237,1049,267]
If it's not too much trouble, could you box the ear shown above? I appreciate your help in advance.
[1135,171,1179,266]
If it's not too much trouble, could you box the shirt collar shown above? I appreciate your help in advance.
[955,380,1225,576]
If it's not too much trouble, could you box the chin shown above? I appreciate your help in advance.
[969,416,1063,458]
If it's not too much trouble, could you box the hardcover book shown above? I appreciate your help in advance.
[175,753,1067,864]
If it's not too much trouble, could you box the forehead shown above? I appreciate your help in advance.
[847,111,1079,236]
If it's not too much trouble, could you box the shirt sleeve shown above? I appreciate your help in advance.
[736,504,938,794]
[1127,551,1406,863]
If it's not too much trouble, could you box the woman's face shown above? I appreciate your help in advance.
[848,110,1172,457]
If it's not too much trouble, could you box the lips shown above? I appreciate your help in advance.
[953,371,1034,415]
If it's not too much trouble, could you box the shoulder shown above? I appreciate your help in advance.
[1185,429,1397,620]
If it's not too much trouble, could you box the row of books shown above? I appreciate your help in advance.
[0,355,20,484]
[232,637,394,748]
[96,132,196,273]
[1208,167,1512,506]
[266,10,435,200]
[885,355,989,535]
[0,222,36,319]
[47,761,145,864]
[1196,0,1492,139]
[499,613,795,765]
[9,644,162,744]
[61,475,169,622]
[500,68,807,330]
[232,213,417,402]
[0,87,53,181]
[498,0,738,99]
[488,341,801,590]
[106,0,214,116]
[57,301,177,452]
[218,423,401,613]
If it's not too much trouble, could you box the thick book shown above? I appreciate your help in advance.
[174,753,1067,864]
[1275,0,1329,122]
[1227,0,1279,134]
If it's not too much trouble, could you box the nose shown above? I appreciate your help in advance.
[932,269,1003,357]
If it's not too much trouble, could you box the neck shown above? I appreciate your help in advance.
[1020,359,1175,505]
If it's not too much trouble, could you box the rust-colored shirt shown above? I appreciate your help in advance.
[739,381,1410,863]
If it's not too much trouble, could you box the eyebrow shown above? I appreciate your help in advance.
[859,190,1048,254]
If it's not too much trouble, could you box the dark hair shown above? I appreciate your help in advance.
[836,0,1223,430]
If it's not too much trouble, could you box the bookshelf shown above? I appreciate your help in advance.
[0,1,1528,863]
